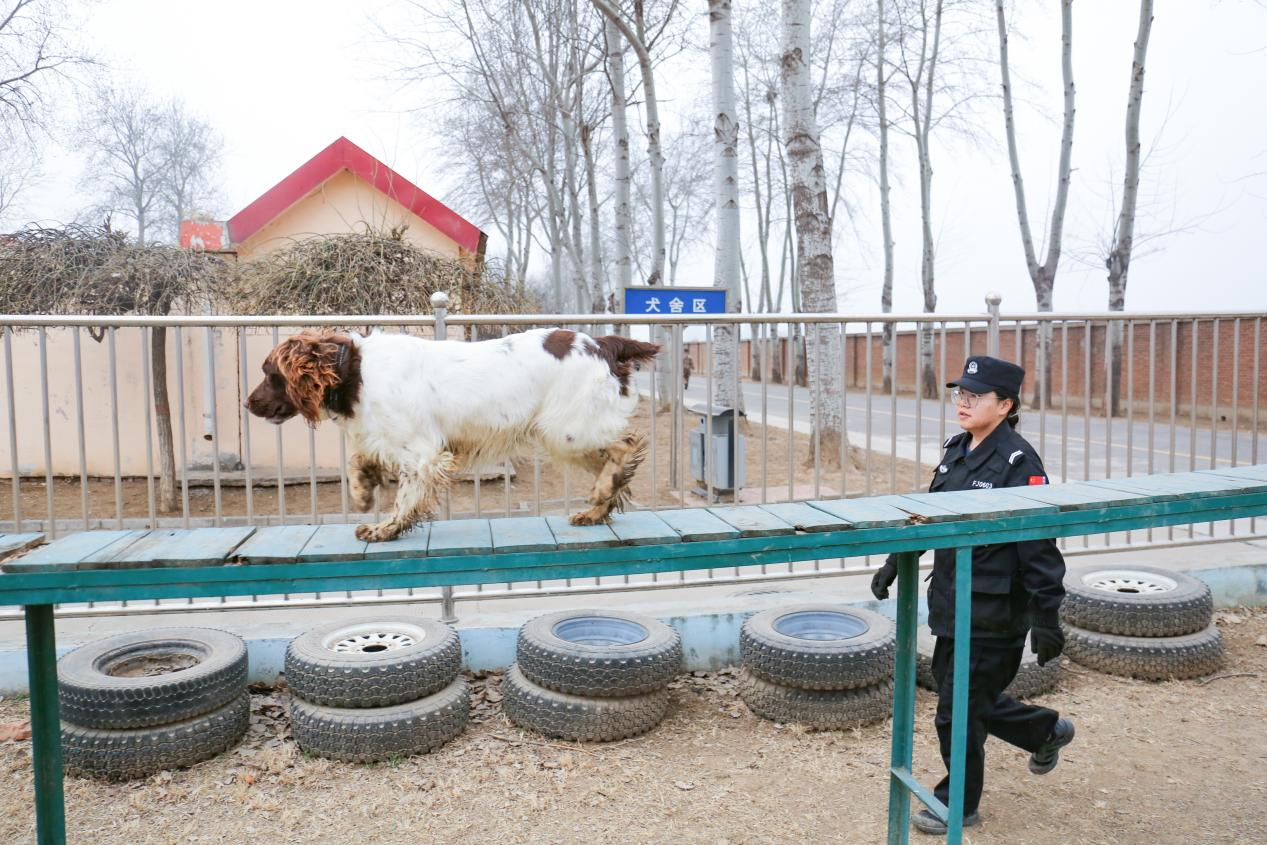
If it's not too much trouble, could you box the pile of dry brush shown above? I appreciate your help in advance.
[230,226,536,316]
[0,224,536,318]
[0,223,222,318]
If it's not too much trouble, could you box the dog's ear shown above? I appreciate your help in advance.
[273,331,345,425]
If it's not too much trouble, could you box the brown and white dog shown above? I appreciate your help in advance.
[246,328,659,542]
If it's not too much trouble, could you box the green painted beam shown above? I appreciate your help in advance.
[3,490,1266,607]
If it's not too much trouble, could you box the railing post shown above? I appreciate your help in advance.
[431,292,457,625]
[26,604,65,845]
[887,550,921,845]
[986,292,1002,357]
[946,546,974,844]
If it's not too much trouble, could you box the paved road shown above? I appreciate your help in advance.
[636,373,1266,481]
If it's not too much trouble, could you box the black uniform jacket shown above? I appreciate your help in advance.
[922,422,1066,645]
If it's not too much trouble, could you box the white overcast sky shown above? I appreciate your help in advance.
[19,0,1267,316]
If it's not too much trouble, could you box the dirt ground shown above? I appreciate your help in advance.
[0,398,932,527]
[1,609,1264,845]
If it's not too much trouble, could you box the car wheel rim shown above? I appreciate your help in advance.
[552,617,649,646]
[772,610,869,641]
[331,632,416,653]
[321,623,428,653]
[1084,569,1178,594]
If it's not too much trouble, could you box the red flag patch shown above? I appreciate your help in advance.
[1028,476,1048,485]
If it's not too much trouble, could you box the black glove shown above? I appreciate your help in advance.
[1030,624,1065,667]
[870,556,899,600]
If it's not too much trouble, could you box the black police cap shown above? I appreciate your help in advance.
[946,355,1024,397]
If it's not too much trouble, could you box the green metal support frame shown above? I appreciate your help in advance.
[7,472,1267,844]
[25,605,64,845]
[887,548,973,845]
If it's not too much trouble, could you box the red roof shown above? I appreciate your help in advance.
[226,137,483,253]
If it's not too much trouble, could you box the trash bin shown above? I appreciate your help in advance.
[689,405,745,501]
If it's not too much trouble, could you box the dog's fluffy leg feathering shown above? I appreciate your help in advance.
[355,451,458,542]
[569,432,648,526]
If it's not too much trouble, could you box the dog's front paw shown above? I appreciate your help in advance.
[568,506,612,526]
[356,520,403,543]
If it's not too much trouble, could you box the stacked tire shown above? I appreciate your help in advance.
[504,609,680,742]
[1060,565,1224,680]
[914,625,1061,699]
[57,627,249,781]
[738,605,895,729]
[285,617,468,762]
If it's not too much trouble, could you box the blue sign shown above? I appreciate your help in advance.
[623,286,728,315]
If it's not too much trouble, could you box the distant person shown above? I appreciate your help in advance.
[682,351,694,390]
[871,355,1073,836]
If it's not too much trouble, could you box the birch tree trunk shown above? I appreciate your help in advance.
[1107,0,1153,416]
[593,0,665,286]
[877,0,896,394]
[580,123,607,313]
[914,1,943,400]
[710,0,743,411]
[594,0,669,403]
[604,17,633,292]
[782,0,846,466]
[997,0,1076,407]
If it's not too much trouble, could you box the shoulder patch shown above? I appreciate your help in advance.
[1008,449,1025,465]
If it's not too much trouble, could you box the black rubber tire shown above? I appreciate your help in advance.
[502,663,670,742]
[63,692,249,781]
[740,604,895,690]
[516,609,681,697]
[1061,565,1212,637]
[1062,621,1225,681]
[57,627,247,730]
[913,627,1060,699]
[290,677,470,763]
[737,669,893,729]
[286,616,461,708]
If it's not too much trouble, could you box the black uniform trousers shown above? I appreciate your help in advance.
[930,636,1060,814]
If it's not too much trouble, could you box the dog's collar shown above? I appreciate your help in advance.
[324,343,349,414]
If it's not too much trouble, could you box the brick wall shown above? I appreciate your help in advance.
[685,318,1267,419]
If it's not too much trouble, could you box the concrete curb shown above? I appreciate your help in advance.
[1,563,1263,695]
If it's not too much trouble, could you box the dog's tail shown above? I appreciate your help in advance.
[591,335,661,365]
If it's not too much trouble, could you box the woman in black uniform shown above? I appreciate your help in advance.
[870,355,1075,836]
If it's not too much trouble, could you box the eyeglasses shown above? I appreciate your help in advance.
[950,388,990,409]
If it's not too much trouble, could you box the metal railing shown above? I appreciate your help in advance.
[1,295,1264,619]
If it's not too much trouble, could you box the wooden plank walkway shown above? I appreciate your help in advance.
[4,467,1267,578]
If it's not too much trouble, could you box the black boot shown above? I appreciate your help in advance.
[912,809,981,835]
[1029,717,1075,775]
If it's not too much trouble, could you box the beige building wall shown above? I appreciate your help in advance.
[0,327,352,478]
[2,170,476,481]
[232,170,463,261]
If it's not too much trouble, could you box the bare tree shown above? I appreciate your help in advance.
[893,0,942,399]
[734,2,785,384]
[155,99,224,240]
[604,16,634,291]
[877,0,897,391]
[78,83,168,245]
[0,0,89,224]
[996,0,1074,406]
[0,0,87,134]
[0,136,38,224]
[592,0,667,287]
[661,124,714,285]
[782,0,846,466]
[710,0,743,410]
[1105,0,1154,415]
[887,0,990,398]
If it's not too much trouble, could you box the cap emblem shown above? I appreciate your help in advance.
[967,361,978,374]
